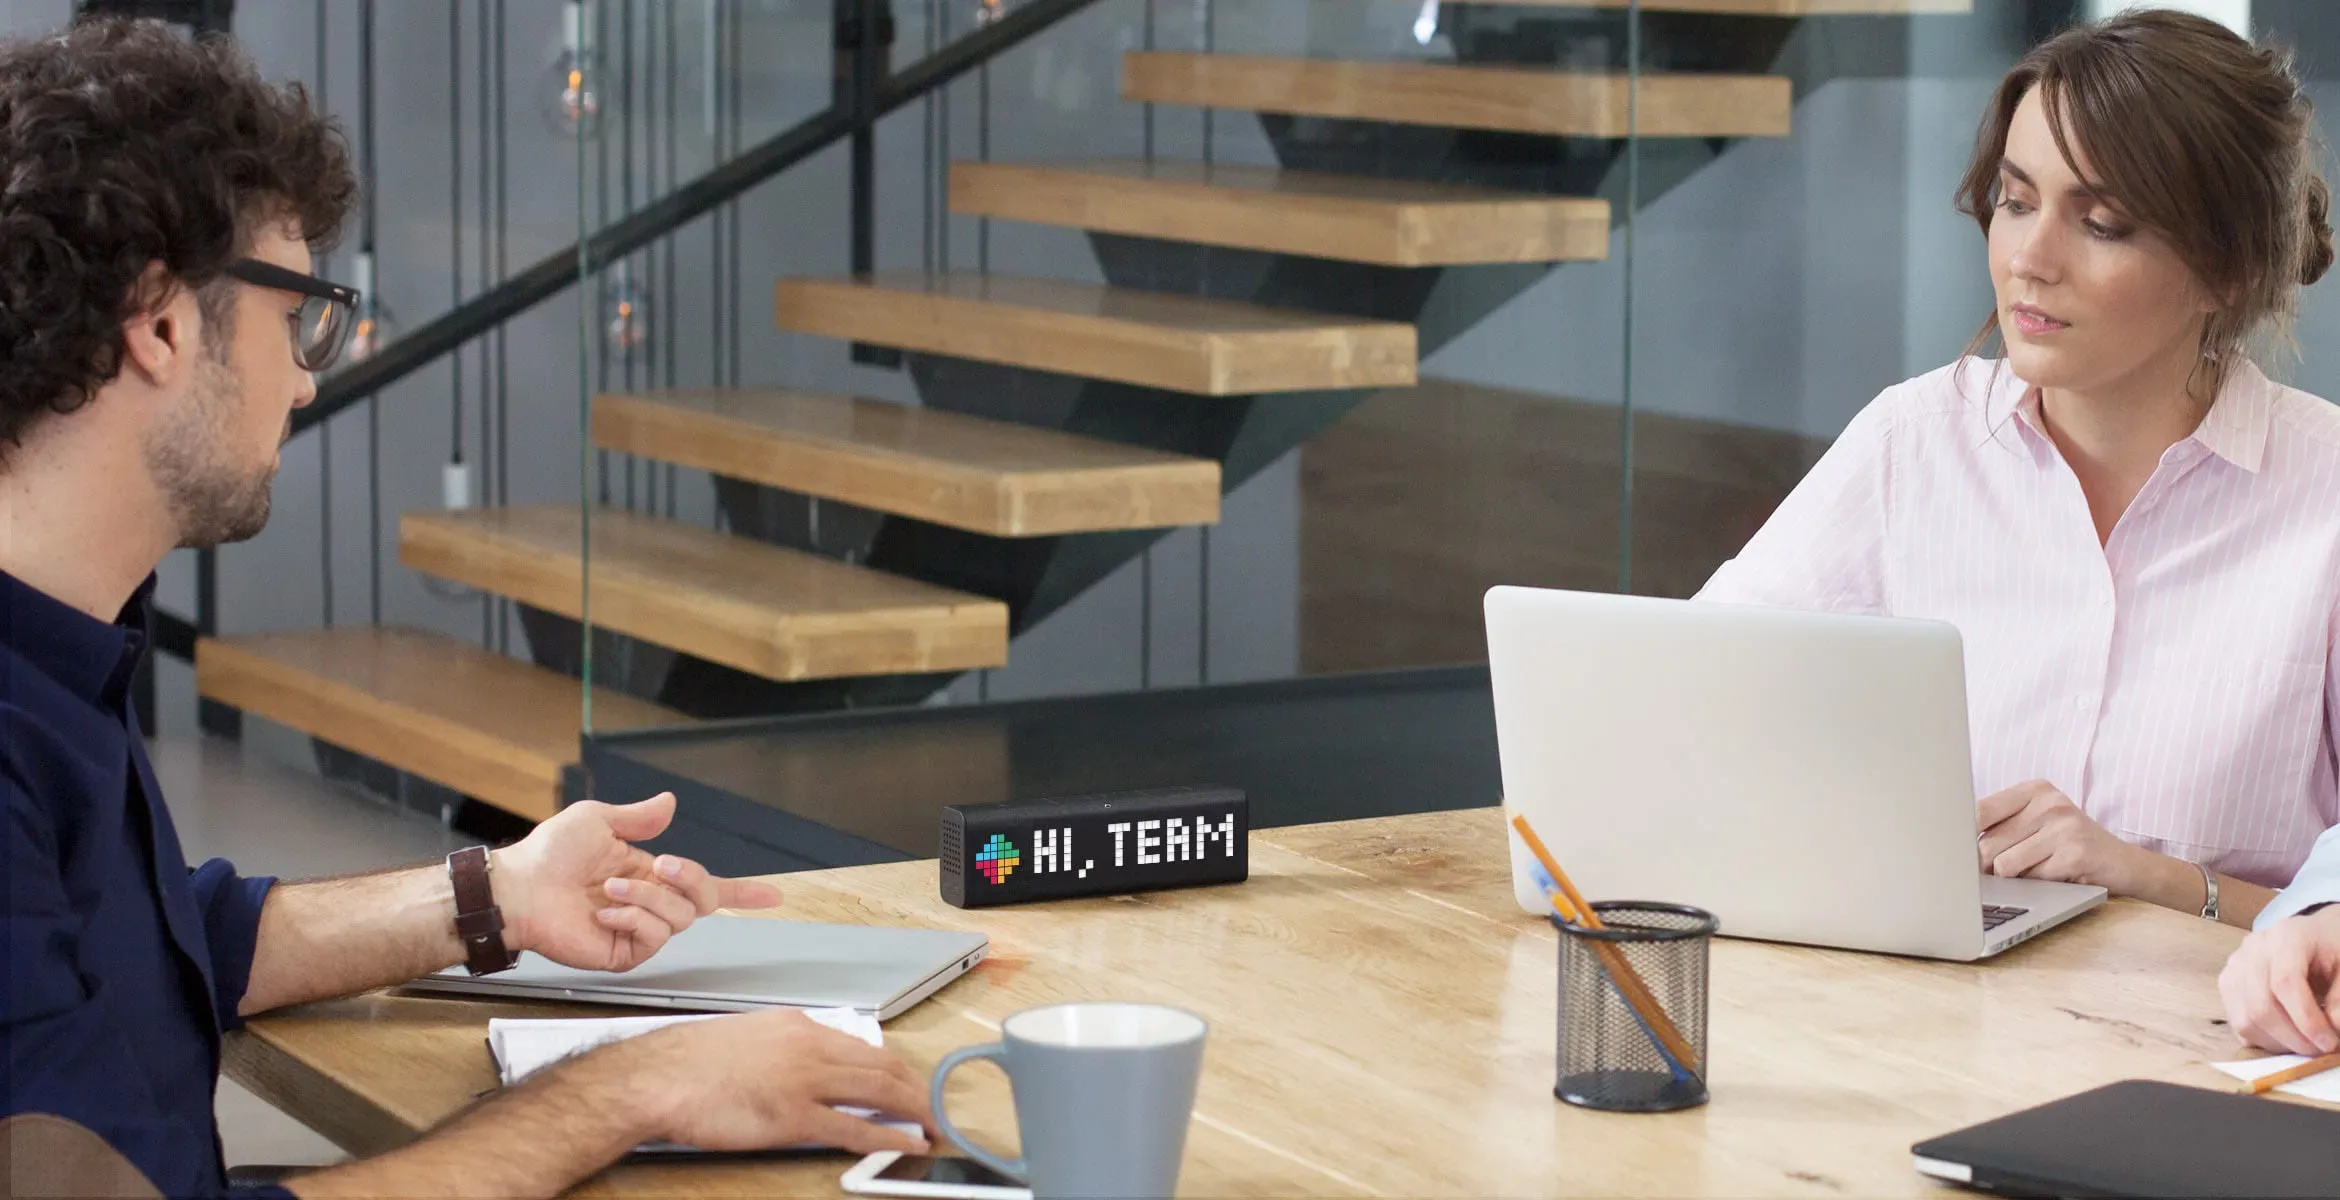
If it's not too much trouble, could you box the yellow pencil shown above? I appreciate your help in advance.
[1511,812,1702,1077]
[2246,1050,2340,1095]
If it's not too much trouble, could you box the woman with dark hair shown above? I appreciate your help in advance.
[1700,10,2337,930]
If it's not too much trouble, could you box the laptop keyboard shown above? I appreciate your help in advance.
[1981,904,2030,932]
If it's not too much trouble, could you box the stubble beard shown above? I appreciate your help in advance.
[147,348,277,550]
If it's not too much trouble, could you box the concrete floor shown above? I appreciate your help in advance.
[150,734,472,1171]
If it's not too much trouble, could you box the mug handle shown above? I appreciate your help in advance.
[930,1042,1028,1183]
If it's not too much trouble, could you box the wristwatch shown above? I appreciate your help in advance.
[2194,861,2220,923]
[448,846,518,976]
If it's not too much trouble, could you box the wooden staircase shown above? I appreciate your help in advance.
[594,388,1222,537]
[196,0,1970,823]
[195,629,687,821]
[401,506,1010,683]
[775,275,1419,395]
[949,161,1612,267]
[1121,53,1793,140]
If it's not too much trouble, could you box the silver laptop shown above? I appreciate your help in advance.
[406,915,989,1019]
[1485,586,2104,961]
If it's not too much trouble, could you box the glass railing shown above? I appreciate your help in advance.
[557,0,2337,820]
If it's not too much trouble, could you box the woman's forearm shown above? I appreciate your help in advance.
[2128,850,2275,928]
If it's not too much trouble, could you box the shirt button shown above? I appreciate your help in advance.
[2074,694,2092,711]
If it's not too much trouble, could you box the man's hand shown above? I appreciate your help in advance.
[493,792,783,971]
[621,1009,938,1155]
[1977,781,2150,892]
[2219,907,2340,1057]
[285,1007,936,1198]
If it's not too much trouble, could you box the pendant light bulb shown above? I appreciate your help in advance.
[344,252,398,365]
[603,267,649,354]
[540,1,605,139]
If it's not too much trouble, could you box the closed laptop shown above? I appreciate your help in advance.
[1913,1079,2340,1198]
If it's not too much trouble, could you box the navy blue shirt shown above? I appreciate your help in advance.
[1,569,284,1198]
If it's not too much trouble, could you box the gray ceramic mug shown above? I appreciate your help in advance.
[930,1002,1208,1200]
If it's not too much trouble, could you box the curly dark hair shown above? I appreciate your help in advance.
[0,18,357,448]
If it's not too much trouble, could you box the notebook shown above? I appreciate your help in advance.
[488,1010,922,1154]
[2212,1054,2340,1103]
[1912,1079,2340,1198]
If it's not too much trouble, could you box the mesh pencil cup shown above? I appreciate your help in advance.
[1552,901,1717,1113]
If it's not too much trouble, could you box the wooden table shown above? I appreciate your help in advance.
[227,808,2294,1197]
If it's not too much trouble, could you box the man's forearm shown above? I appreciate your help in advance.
[238,859,473,1016]
[281,1041,669,1200]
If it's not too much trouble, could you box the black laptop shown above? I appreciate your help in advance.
[1912,1080,2340,1199]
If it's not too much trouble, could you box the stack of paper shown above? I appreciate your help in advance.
[486,1009,918,1152]
[2211,1055,2340,1103]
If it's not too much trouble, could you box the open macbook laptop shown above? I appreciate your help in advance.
[406,914,989,1020]
[1485,586,2104,961]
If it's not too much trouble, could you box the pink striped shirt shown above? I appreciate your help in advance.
[1698,357,2340,888]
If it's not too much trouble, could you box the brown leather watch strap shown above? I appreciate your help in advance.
[447,846,517,976]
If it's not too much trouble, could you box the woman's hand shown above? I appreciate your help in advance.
[1976,780,2155,893]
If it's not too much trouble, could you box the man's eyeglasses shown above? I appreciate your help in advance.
[222,259,362,372]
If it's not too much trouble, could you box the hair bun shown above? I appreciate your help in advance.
[2306,174,2335,287]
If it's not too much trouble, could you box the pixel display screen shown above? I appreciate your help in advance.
[941,787,1249,908]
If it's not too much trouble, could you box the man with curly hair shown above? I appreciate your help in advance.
[1,20,932,1198]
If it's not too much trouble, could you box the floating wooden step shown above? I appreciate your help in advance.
[1462,0,1969,12]
[775,274,1417,396]
[950,160,1610,267]
[401,506,1008,683]
[1121,53,1791,139]
[594,389,1221,538]
[196,628,686,822]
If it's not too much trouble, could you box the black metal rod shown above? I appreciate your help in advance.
[358,0,376,254]
[926,0,935,269]
[709,0,728,409]
[152,608,200,661]
[450,0,464,466]
[975,58,989,272]
[490,1,506,482]
[478,0,495,648]
[1620,0,1641,594]
[845,0,898,366]
[196,547,218,635]
[292,0,1100,436]
[712,0,730,395]
[360,0,381,625]
[726,12,742,388]
[662,0,677,519]
[314,0,332,630]
[319,421,333,625]
[595,0,612,509]
[622,0,636,513]
[846,0,879,276]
